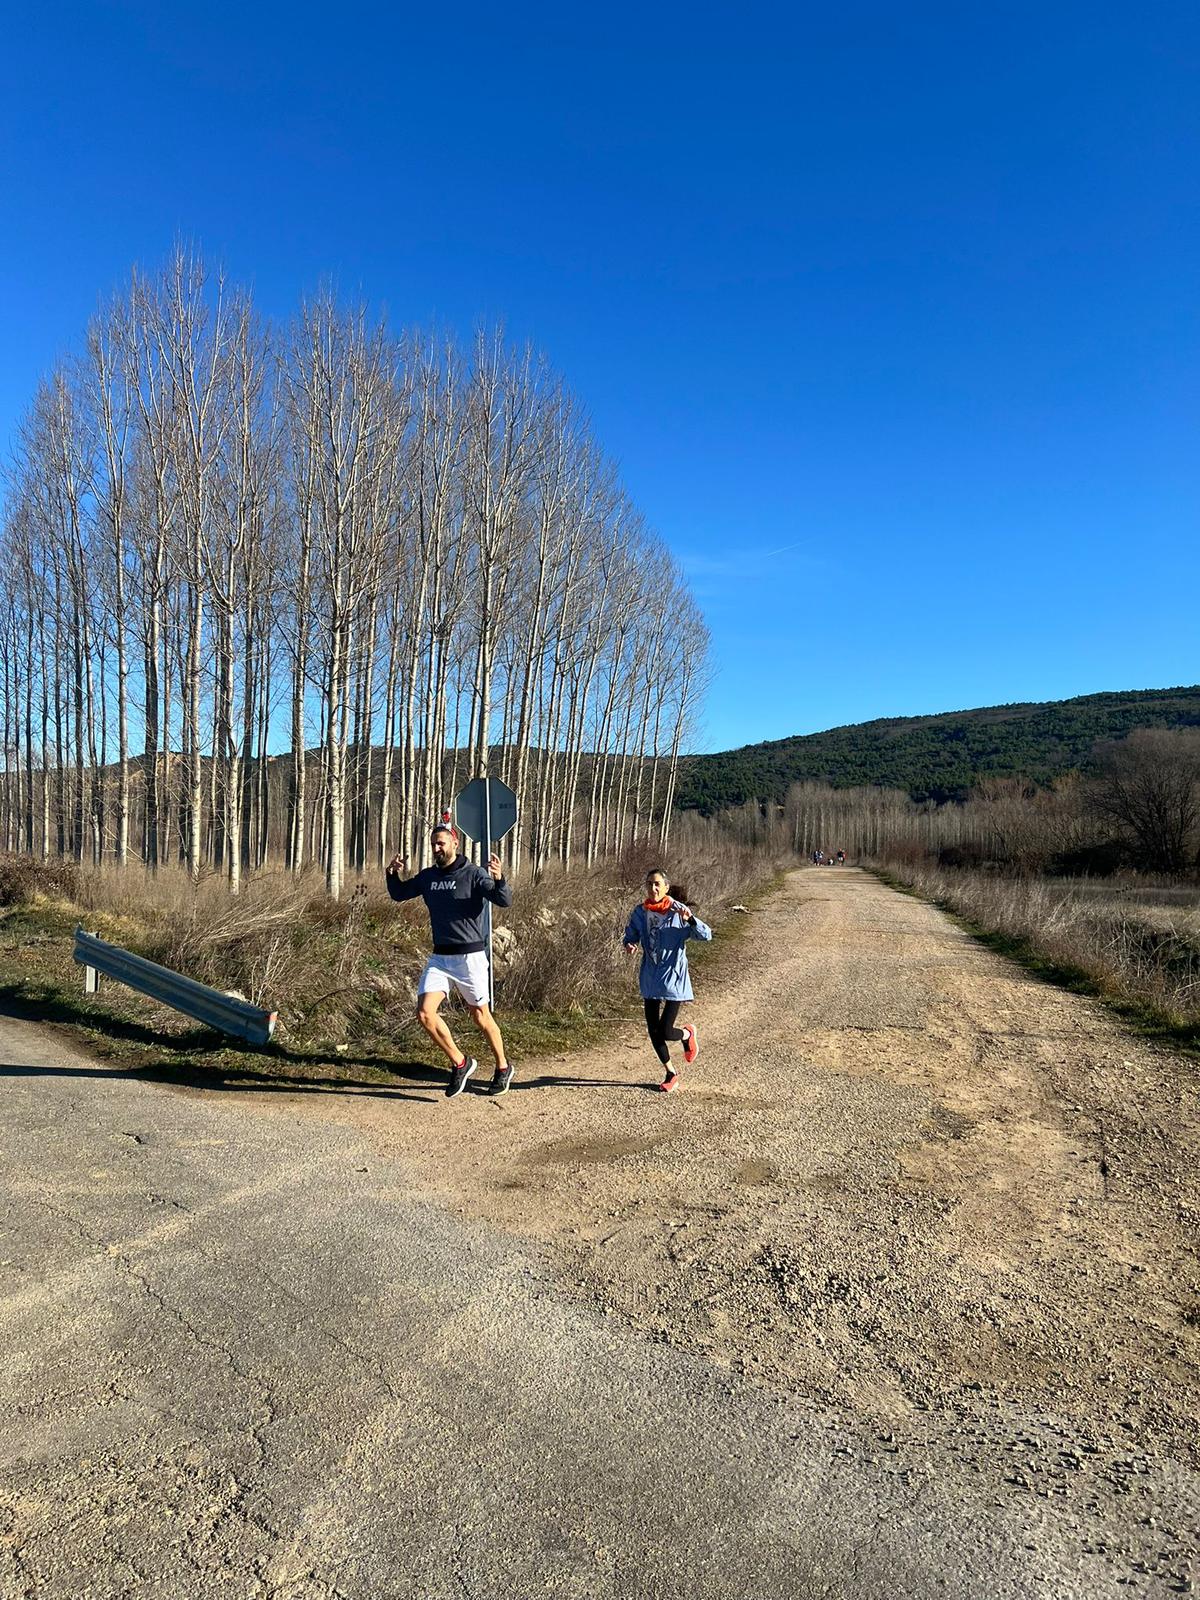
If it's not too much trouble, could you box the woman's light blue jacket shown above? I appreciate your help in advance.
[622,900,713,1001]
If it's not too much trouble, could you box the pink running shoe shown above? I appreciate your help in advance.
[681,1025,699,1064]
[659,1071,680,1093]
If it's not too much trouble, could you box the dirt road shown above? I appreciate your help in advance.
[290,866,1200,1590]
[3,866,1198,1596]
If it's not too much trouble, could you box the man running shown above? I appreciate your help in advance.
[386,822,514,1098]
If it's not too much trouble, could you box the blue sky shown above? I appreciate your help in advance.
[2,1,1197,752]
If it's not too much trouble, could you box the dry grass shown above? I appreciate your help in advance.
[65,863,430,1045]
[493,831,782,1012]
[0,835,786,1055]
[0,855,80,907]
[876,858,1200,1038]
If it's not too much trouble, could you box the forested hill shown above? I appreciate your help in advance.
[678,687,1200,813]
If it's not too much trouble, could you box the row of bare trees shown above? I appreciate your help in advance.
[717,783,992,859]
[939,731,1200,875]
[716,729,1200,877]
[0,250,709,894]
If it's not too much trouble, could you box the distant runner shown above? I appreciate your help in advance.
[623,868,712,1093]
[386,823,514,1098]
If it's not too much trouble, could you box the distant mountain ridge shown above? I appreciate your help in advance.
[678,687,1200,813]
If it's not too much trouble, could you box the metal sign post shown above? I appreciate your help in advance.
[453,777,518,1009]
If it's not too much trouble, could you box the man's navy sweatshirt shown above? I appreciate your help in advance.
[385,854,512,954]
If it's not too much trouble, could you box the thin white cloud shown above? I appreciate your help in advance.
[681,538,806,579]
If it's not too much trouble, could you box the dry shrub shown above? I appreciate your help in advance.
[77,864,316,996]
[493,834,786,1012]
[497,869,629,1011]
[655,813,788,908]
[70,863,427,1044]
[0,854,80,907]
[48,831,790,1045]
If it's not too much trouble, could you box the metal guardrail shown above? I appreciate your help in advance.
[73,928,277,1047]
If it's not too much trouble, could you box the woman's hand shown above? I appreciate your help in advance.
[677,903,692,922]
[624,941,639,954]
[488,852,504,879]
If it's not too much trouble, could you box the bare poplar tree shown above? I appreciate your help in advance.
[0,253,712,886]
[85,298,136,864]
[288,295,400,898]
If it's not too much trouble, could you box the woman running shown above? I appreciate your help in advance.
[623,868,712,1092]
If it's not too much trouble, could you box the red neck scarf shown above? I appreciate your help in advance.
[643,895,673,913]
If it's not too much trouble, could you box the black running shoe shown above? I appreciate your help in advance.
[489,1065,514,1097]
[445,1057,477,1098]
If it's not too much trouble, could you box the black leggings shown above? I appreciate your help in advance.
[644,999,685,1066]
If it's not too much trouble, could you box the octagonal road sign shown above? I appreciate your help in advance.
[454,777,518,847]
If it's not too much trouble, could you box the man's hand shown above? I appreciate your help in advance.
[677,903,692,922]
[387,854,406,877]
[488,852,504,880]
[624,942,639,954]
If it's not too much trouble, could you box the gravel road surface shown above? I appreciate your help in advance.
[1,867,1197,1597]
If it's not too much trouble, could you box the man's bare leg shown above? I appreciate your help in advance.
[417,992,463,1066]
[468,1003,508,1071]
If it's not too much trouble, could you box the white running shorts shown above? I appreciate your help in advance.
[418,951,491,1008]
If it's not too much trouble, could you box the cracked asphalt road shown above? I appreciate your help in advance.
[0,1019,997,1600]
[0,1022,1099,1600]
[1,868,1197,1597]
